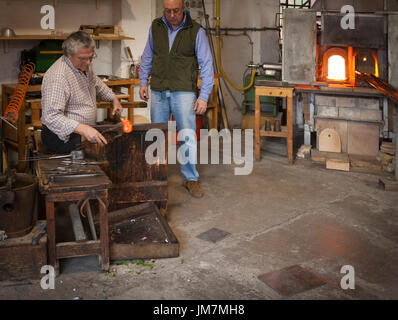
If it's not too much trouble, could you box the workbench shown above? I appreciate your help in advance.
[254,84,294,164]
[36,157,112,272]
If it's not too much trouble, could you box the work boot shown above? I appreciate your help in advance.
[184,180,204,198]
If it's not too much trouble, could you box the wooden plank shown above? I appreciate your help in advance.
[99,195,110,271]
[287,95,294,164]
[326,159,350,171]
[68,203,87,242]
[110,242,179,261]
[255,86,294,97]
[349,154,382,171]
[45,201,56,268]
[259,128,288,138]
[43,186,109,199]
[311,149,349,163]
[242,112,282,130]
[379,177,398,192]
[56,241,101,259]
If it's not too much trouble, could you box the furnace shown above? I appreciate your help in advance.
[282,3,395,161]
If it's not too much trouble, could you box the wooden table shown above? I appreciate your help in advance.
[37,158,112,272]
[255,85,294,164]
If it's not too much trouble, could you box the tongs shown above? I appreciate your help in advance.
[22,150,85,162]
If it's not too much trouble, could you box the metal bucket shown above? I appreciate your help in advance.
[0,173,37,238]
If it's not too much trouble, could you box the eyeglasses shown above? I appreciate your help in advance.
[77,52,97,62]
[164,8,182,15]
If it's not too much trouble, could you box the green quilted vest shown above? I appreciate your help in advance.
[150,14,201,92]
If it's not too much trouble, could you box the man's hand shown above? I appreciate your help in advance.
[194,98,207,114]
[139,86,149,101]
[75,123,107,146]
[111,97,123,116]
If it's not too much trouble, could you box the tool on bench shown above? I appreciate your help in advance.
[22,150,85,162]
[49,173,105,183]
[43,168,98,175]
[60,160,105,165]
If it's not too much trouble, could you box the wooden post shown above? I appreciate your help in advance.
[17,102,26,172]
[255,87,261,161]
[287,93,294,165]
[99,192,110,271]
[45,201,56,269]
[394,105,398,181]
[128,84,135,122]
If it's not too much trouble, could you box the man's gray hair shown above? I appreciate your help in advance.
[62,31,95,56]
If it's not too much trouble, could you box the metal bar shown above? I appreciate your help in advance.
[49,173,105,182]
[86,201,98,241]
[68,203,87,242]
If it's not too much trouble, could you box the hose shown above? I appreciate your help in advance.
[201,0,229,129]
[3,62,35,125]
[215,0,257,91]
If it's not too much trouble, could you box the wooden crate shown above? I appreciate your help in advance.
[0,221,47,281]
[94,202,179,260]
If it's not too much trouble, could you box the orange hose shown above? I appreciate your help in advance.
[4,63,35,124]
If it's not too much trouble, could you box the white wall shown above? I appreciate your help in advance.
[0,0,115,84]
[215,0,280,128]
[0,0,152,120]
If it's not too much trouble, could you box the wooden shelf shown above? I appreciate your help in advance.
[0,35,135,41]
[259,126,288,138]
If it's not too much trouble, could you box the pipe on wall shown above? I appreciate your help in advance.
[215,0,257,91]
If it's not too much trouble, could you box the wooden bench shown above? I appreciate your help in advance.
[36,156,112,273]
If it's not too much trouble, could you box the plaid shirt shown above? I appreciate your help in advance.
[41,55,115,142]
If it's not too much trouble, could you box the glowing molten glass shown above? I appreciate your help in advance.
[327,55,346,80]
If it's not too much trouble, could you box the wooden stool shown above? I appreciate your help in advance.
[255,85,294,164]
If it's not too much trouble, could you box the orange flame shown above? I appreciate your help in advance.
[120,116,133,133]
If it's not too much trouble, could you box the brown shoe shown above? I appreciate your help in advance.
[184,180,204,198]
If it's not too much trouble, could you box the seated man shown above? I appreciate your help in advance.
[41,31,122,154]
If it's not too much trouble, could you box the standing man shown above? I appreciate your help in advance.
[41,31,123,154]
[139,0,214,198]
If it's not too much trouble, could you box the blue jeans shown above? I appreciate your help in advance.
[151,90,199,182]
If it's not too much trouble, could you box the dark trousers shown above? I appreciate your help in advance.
[41,126,81,154]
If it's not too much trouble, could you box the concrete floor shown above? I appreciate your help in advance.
[1,138,398,300]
